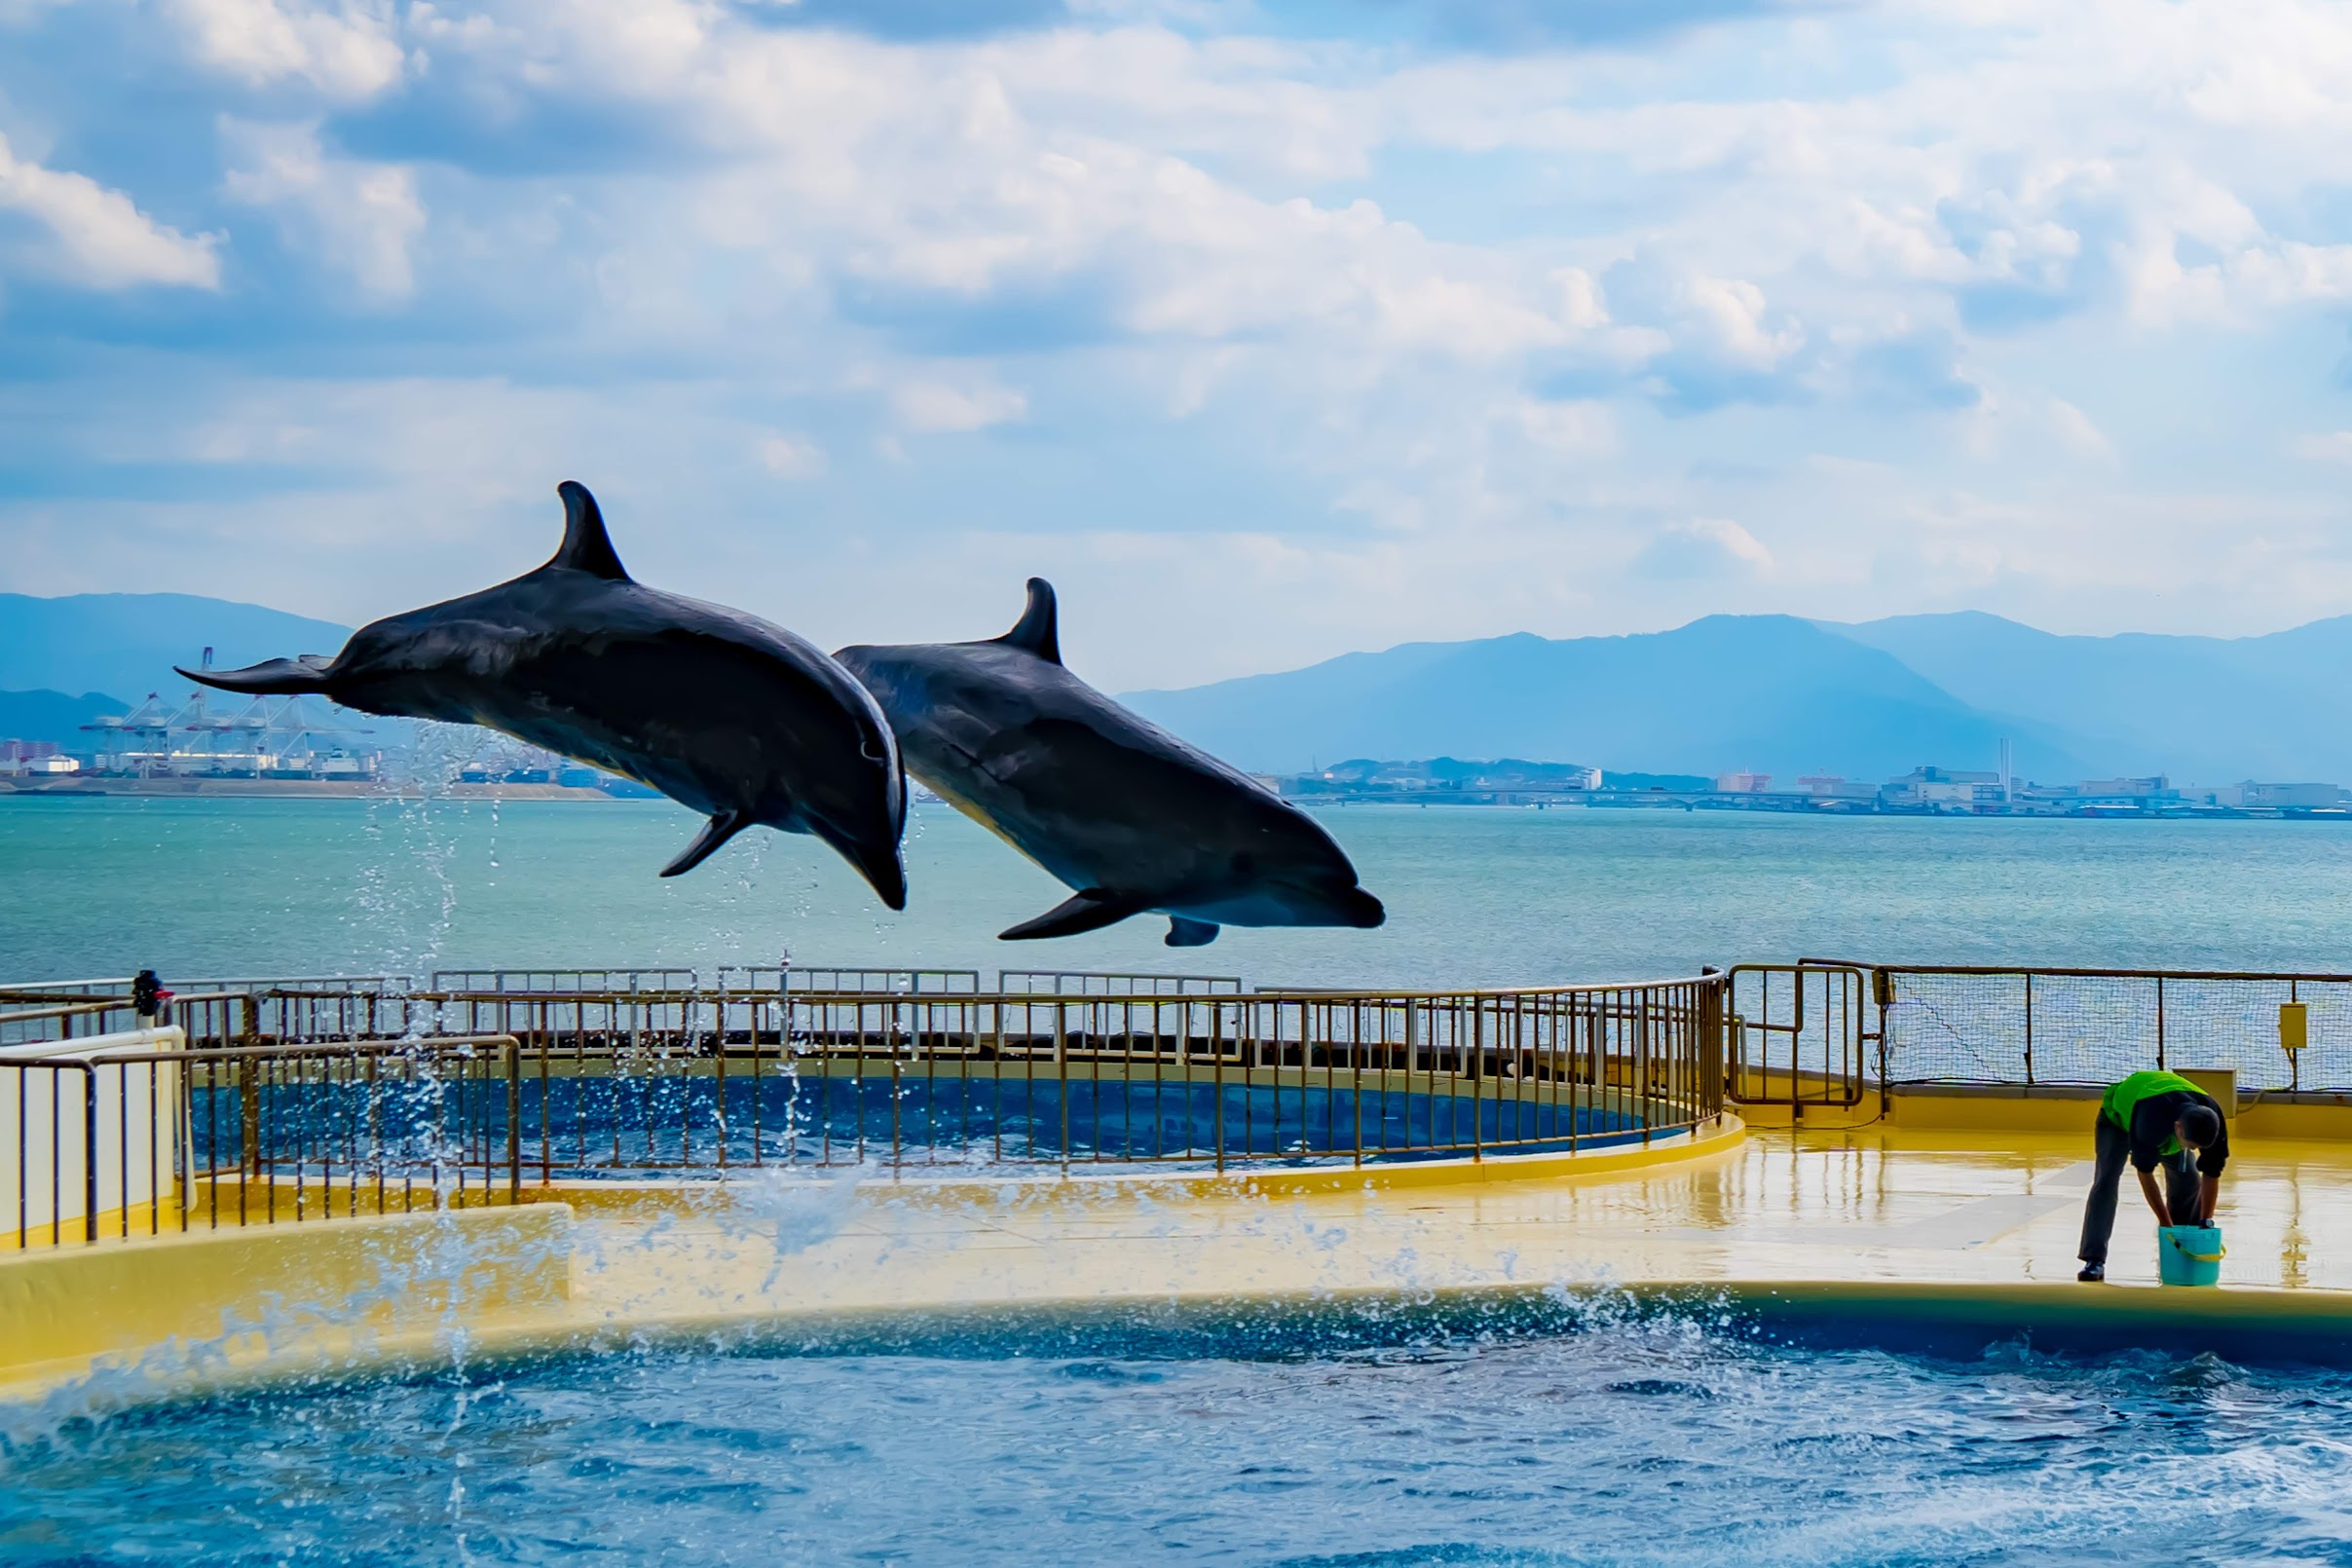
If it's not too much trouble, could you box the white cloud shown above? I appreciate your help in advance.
[757,432,829,478]
[1634,518,1774,582]
[21,0,2352,685]
[165,0,405,100]
[222,121,425,300]
[2046,397,2116,463]
[1509,398,1615,456]
[0,133,220,289]
[892,379,1028,433]
[2292,430,2352,464]
[1675,275,1804,371]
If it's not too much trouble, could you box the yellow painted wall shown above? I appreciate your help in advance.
[0,1204,574,1400]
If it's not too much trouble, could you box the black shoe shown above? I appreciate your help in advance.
[2077,1263,2105,1283]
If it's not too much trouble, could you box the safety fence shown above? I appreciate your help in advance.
[0,973,1728,1247]
[1725,960,2352,1104]
[1854,963,2352,1093]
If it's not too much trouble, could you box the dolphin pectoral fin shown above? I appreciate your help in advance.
[659,810,747,877]
[175,654,335,695]
[1165,916,1219,948]
[547,480,631,581]
[997,888,1142,941]
[989,578,1062,664]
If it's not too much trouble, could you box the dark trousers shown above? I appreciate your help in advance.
[2078,1114,2202,1265]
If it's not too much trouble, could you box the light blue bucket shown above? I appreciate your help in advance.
[2157,1224,2224,1287]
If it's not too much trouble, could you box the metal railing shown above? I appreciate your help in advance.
[1802,960,2352,1095]
[0,973,1728,1246]
[3,1034,524,1248]
[998,971,1247,996]
[1726,963,1872,1110]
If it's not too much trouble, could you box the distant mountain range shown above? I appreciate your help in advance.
[7,592,2352,784]
[0,689,129,747]
[0,593,359,746]
[1124,612,2352,784]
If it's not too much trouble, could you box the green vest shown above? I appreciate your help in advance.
[2101,1069,2204,1156]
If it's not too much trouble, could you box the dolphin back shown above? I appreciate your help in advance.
[839,579,1382,943]
[180,481,910,910]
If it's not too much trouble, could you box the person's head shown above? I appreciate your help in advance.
[2177,1103,2222,1151]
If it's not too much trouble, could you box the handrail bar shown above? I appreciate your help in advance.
[407,976,1729,1006]
[1800,956,2352,984]
[21,1033,523,1069]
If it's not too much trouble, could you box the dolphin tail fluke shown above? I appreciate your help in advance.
[659,810,748,877]
[1166,916,1219,948]
[175,654,334,695]
[998,888,1143,941]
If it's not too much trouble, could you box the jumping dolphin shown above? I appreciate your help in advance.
[834,580,1383,947]
[177,481,909,908]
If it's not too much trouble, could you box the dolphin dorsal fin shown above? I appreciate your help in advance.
[549,480,630,581]
[992,578,1061,664]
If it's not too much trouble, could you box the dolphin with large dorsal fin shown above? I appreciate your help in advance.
[178,481,909,908]
[835,579,1383,947]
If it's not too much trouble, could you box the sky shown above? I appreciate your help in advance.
[6,0,2352,691]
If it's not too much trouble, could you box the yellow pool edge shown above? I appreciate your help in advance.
[13,1109,2352,1411]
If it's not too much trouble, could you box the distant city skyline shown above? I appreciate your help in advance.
[3,3,2352,691]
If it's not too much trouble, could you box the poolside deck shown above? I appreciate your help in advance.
[571,1121,2352,1327]
[11,1120,2352,1405]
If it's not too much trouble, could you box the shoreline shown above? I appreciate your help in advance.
[0,777,629,802]
[4,779,2345,820]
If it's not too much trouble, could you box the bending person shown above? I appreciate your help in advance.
[2077,1068,2228,1283]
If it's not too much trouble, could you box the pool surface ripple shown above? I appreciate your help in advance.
[8,1325,2352,1566]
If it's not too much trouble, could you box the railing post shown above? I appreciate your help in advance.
[1056,1001,1070,1176]
[2023,972,2035,1086]
[1472,997,1484,1164]
[1872,967,1892,1118]
[505,1037,522,1202]
[239,1055,260,1177]
[80,1063,98,1243]
[1638,989,1652,1146]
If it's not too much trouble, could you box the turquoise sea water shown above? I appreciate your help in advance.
[7,795,2352,986]
[7,1321,2352,1566]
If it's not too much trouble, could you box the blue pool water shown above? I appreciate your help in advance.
[6,1315,2352,1566]
[193,1074,1648,1174]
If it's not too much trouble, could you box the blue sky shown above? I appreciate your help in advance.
[5,0,2352,689]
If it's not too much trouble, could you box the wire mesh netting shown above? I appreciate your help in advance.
[1881,970,2352,1091]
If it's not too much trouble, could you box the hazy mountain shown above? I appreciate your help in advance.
[0,689,129,747]
[1827,612,2352,782]
[15,590,2352,784]
[1124,615,2092,779]
[0,593,354,710]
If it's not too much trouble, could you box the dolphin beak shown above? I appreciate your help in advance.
[814,818,908,911]
[859,841,910,912]
[176,655,334,695]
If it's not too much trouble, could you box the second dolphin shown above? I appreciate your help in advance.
[181,481,909,907]
[836,579,1383,946]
